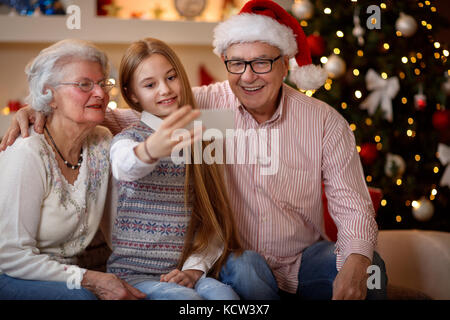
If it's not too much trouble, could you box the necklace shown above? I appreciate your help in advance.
[44,125,83,170]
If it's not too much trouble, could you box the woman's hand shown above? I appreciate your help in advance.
[81,270,147,300]
[160,269,204,289]
[0,106,45,151]
[134,105,202,163]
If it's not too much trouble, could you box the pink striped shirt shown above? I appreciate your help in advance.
[104,81,378,293]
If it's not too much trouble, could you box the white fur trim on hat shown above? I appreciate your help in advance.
[213,13,298,57]
[289,61,328,90]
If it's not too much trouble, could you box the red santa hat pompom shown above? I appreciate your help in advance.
[213,0,327,90]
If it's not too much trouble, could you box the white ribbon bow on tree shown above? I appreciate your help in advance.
[438,143,450,188]
[360,69,400,122]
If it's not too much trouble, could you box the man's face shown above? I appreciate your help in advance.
[224,42,288,115]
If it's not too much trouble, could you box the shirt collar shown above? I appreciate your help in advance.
[141,111,163,131]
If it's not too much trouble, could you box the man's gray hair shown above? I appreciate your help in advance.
[25,39,110,114]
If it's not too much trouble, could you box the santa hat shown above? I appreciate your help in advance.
[213,0,327,90]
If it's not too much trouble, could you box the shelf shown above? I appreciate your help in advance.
[0,0,217,45]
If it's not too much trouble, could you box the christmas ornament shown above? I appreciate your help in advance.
[97,0,112,16]
[291,0,314,20]
[7,100,25,112]
[359,142,379,166]
[360,69,400,122]
[437,143,450,188]
[395,12,418,37]
[432,109,450,132]
[324,54,346,79]
[352,7,365,46]
[442,73,450,96]
[412,197,434,222]
[414,84,427,110]
[306,34,326,57]
[384,153,406,178]
[199,65,215,86]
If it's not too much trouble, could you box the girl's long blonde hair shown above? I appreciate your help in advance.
[120,38,242,278]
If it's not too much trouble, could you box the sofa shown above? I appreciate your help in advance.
[80,187,450,300]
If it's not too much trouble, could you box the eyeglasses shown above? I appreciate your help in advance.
[55,79,115,93]
[224,55,282,74]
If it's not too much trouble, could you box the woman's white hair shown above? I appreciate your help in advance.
[25,39,110,114]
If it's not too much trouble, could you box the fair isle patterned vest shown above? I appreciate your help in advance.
[107,121,191,285]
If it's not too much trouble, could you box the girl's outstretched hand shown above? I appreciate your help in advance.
[134,105,202,163]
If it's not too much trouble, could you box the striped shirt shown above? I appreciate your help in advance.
[103,81,378,293]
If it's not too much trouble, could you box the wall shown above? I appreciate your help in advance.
[0,42,228,110]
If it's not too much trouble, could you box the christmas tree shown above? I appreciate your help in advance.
[287,0,450,231]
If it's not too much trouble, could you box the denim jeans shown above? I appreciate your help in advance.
[134,277,239,300]
[219,250,280,300]
[281,240,388,300]
[0,274,97,300]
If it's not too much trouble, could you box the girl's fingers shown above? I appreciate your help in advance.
[161,105,193,128]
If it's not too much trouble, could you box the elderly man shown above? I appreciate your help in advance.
[2,0,387,300]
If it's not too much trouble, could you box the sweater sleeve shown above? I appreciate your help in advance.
[181,236,224,276]
[0,140,85,282]
[110,138,159,182]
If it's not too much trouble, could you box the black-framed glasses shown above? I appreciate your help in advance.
[224,55,282,74]
[55,79,115,93]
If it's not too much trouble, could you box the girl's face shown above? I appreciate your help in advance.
[130,53,181,118]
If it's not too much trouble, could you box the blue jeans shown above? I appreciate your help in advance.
[134,277,239,300]
[281,240,388,300]
[0,274,97,300]
[219,250,280,300]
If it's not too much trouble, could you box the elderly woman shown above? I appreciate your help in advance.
[0,39,145,300]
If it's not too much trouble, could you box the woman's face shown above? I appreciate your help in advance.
[129,53,182,118]
[51,60,109,126]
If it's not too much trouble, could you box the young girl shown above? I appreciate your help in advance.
[107,38,243,300]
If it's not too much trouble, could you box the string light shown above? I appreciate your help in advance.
[383,43,390,50]
[402,56,408,63]
[341,102,348,110]
[415,154,421,162]
[380,3,386,9]
[417,52,423,59]
[399,72,406,79]
[434,42,441,49]
[376,143,383,150]
[381,72,388,79]
[396,215,402,223]
[412,200,420,208]
[320,56,328,64]
[2,107,10,115]
[353,69,360,76]
[402,97,408,104]
[366,175,372,182]
[350,124,357,131]
[433,166,439,173]
[431,189,438,196]
[324,8,332,14]
[354,90,362,99]
[336,30,344,38]
[374,135,381,142]
[365,118,373,126]
[333,48,341,54]
[396,179,403,186]
[357,50,364,57]
[408,117,414,125]
[411,57,417,63]
[300,20,308,27]
[443,50,449,57]
[356,145,361,152]
[381,199,387,206]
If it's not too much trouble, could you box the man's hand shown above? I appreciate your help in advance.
[0,106,45,151]
[81,270,147,300]
[160,269,204,289]
[332,253,371,300]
